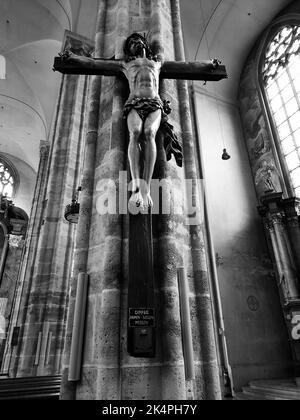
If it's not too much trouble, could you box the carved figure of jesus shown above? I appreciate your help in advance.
[58,33,223,209]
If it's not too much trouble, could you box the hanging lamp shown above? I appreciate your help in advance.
[64,187,81,224]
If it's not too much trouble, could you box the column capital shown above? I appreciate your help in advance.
[258,192,286,228]
[270,212,286,225]
[257,191,300,228]
[39,140,50,157]
[264,212,286,231]
[9,234,25,248]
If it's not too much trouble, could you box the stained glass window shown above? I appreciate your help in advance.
[263,25,300,197]
[0,160,14,198]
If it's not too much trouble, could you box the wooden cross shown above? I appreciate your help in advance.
[53,37,227,358]
[54,55,227,81]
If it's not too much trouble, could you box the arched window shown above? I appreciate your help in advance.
[262,23,300,197]
[0,158,15,198]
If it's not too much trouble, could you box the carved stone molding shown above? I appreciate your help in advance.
[39,140,50,158]
[270,212,286,226]
[264,218,275,232]
[258,191,299,228]
[9,235,25,248]
[263,212,286,231]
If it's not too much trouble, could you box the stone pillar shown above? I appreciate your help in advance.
[171,0,221,400]
[259,192,300,379]
[11,32,92,378]
[60,0,108,400]
[282,198,300,275]
[60,0,221,400]
[1,140,50,374]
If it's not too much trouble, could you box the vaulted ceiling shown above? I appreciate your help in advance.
[180,0,292,101]
[0,0,293,203]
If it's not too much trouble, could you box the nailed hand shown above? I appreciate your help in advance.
[212,58,221,68]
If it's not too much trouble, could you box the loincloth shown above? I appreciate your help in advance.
[123,97,183,167]
[123,97,164,121]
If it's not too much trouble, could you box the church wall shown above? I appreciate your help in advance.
[195,92,293,390]
[236,0,300,385]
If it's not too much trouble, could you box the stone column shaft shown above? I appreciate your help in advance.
[268,225,287,300]
[13,60,90,377]
[60,1,107,400]
[1,140,50,374]
[259,193,300,379]
[273,219,299,300]
[170,0,222,400]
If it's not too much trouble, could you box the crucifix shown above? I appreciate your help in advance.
[54,32,227,358]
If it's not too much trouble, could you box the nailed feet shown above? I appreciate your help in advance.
[129,188,153,211]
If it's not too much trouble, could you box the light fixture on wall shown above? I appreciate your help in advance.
[196,0,231,162]
[64,187,81,224]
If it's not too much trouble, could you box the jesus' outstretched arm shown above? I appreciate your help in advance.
[53,50,125,77]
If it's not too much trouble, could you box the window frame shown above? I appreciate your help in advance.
[257,14,300,198]
[0,154,19,199]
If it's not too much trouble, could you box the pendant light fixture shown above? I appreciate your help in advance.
[196,0,231,161]
[64,187,81,224]
[222,148,231,160]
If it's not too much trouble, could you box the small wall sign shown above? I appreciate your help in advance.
[129,308,155,328]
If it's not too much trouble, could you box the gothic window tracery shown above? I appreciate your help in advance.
[0,159,15,198]
[263,24,300,197]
